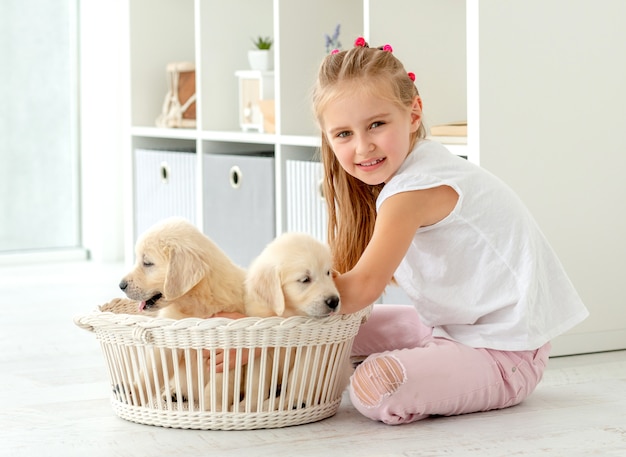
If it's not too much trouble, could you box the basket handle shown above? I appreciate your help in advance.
[73,315,96,333]
[72,312,155,344]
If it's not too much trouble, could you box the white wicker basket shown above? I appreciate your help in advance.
[74,300,368,430]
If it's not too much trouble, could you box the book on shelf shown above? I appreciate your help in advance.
[430,121,467,137]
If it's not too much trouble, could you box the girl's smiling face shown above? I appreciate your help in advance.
[322,89,422,185]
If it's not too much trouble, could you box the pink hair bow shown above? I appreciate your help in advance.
[354,37,366,47]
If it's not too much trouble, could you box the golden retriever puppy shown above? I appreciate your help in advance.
[118,217,246,410]
[244,232,340,318]
[241,232,345,411]
[120,217,246,319]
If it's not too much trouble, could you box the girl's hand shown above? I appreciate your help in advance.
[202,347,262,373]
[203,311,260,372]
[210,311,248,319]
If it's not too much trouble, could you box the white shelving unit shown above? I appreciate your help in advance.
[126,0,469,264]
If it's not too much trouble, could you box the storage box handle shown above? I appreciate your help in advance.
[229,165,242,189]
[318,179,325,201]
[160,161,170,183]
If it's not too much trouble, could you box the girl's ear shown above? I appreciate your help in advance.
[410,96,423,132]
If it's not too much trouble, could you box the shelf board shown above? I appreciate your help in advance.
[426,135,467,145]
[130,127,465,153]
[278,135,320,148]
[200,130,277,144]
[131,126,197,140]
[130,126,323,149]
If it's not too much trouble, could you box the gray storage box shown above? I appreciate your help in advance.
[134,149,196,240]
[203,153,274,268]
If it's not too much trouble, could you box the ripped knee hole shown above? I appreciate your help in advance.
[352,354,406,408]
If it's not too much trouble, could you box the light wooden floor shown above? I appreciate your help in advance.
[1,260,625,457]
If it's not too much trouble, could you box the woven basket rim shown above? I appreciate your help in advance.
[74,306,370,333]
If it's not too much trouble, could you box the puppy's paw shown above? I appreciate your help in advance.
[162,386,187,403]
[112,384,130,404]
[202,400,225,412]
[236,398,263,412]
[100,297,140,314]
[171,392,188,403]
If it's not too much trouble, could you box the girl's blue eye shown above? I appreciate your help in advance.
[337,131,351,138]
[371,121,384,129]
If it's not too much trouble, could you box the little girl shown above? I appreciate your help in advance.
[313,38,589,425]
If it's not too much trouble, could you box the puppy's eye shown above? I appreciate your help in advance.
[326,270,331,277]
[143,261,154,267]
[299,276,311,284]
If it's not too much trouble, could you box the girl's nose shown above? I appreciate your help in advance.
[355,134,374,156]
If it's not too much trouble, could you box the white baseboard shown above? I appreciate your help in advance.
[550,328,626,357]
[0,248,89,265]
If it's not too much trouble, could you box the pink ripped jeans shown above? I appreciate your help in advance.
[349,305,551,425]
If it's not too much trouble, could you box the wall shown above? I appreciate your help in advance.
[369,0,467,130]
[477,0,626,354]
[79,0,129,262]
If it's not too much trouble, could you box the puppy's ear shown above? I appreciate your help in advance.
[246,263,285,316]
[163,245,208,299]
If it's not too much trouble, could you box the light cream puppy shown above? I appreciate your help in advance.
[242,232,344,411]
[120,217,246,319]
[244,232,340,318]
[118,217,246,410]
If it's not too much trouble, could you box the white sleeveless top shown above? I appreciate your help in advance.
[377,140,588,351]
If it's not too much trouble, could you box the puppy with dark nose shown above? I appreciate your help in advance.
[244,232,341,318]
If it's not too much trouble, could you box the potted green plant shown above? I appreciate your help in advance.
[248,36,274,71]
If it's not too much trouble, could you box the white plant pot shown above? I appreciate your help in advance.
[248,50,274,71]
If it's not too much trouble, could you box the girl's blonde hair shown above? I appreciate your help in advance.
[312,40,427,274]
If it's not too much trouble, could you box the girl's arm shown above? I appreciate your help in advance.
[335,185,458,314]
